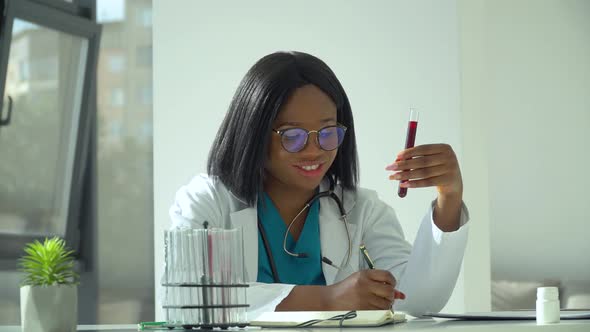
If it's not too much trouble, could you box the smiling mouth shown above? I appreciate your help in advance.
[293,162,326,177]
[299,164,320,171]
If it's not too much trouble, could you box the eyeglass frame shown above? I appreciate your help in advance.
[271,123,348,153]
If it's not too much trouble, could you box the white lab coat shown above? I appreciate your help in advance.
[168,174,469,318]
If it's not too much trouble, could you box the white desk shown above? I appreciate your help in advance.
[1,318,589,331]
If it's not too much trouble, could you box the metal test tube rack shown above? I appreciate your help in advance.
[162,222,249,330]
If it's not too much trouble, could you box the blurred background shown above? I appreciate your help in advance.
[0,0,153,324]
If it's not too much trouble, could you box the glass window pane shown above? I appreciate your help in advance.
[108,54,126,73]
[135,45,152,67]
[96,0,154,323]
[0,19,88,237]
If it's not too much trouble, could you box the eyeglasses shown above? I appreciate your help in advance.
[272,124,347,153]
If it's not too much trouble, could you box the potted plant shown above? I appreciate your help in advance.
[19,237,79,332]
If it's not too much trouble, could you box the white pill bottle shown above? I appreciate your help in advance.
[536,287,560,324]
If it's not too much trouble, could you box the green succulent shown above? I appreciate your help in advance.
[19,237,79,286]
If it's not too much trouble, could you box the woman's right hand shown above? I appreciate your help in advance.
[325,270,406,310]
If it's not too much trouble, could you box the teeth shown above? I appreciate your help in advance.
[300,164,319,171]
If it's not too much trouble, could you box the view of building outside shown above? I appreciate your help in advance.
[95,0,154,322]
[0,0,154,323]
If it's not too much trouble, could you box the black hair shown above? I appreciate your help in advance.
[207,51,359,206]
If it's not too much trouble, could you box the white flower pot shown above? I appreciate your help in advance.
[20,285,77,332]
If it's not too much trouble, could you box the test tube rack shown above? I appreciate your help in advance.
[161,222,249,330]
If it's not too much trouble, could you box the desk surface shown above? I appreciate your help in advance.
[1,318,590,332]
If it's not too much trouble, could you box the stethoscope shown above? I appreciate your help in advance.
[257,176,352,284]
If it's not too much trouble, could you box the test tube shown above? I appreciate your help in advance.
[174,230,184,324]
[398,108,419,198]
[185,230,195,324]
[194,230,203,325]
[220,230,229,324]
[211,229,220,325]
[163,230,171,323]
[201,227,212,326]
[168,230,178,324]
[181,229,194,324]
[231,228,242,324]
[178,230,187,324]
[239,227,247,324]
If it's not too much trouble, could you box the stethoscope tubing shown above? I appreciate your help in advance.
[257,177,352,283]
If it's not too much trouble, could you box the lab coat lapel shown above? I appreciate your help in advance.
[230,207,258,282]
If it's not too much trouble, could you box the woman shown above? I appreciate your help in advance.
[169,51,469,317]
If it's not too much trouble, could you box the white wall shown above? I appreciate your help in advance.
[459,0,590,307]
[487,0,590,282]
[457,0,492,312]
[154,0,466,319]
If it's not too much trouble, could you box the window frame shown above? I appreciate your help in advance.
[0,0,101,267]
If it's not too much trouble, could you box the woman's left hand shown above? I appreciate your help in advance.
[385,143,463,197]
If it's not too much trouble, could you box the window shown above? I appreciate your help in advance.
[136,7,152,27]
[0,0,100,324]
[18,60,29,81]
[94,0,154,323]
[108,54,125,73]
[96,0,125,23]
[30,56,59,81]
[0,0,154,324]
[136,45,152,66]
[110,87,125,107]
[0,0,100,259]
[137,84,152,105]
[109,120,123,138]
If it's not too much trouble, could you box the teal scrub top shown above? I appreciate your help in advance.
[256,193,327,285]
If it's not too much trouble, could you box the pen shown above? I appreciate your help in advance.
[359,244,406,301]
[359,245,375,269]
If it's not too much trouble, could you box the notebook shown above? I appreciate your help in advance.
[250,310,406,328]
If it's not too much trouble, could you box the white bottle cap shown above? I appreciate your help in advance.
[537,287,559,301]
